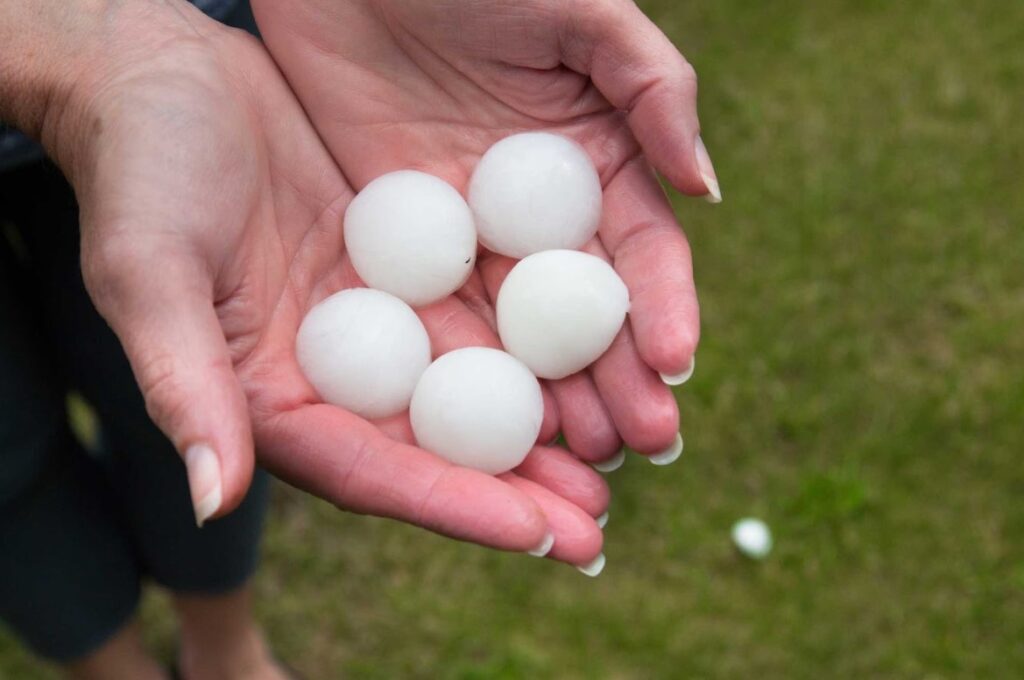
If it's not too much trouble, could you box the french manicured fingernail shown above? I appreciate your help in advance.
[649,433,684,466]
[577,553,606,577]
[591,449,626,473]
[596,511,609,529]
[694,135,722,204]
[660,355,696,386]
[528,532,555,557]
[185,444,222,527]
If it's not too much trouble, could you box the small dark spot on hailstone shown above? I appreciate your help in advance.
[465,257,472,264]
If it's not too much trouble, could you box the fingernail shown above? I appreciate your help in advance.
[527,532,555,557]
[576,553,606,577]
[649,433,684,466]
[591,449,626,473]
[596,511,609,529]
[660,355,696,386]
[694,135,722,204]
[185,444,222,527]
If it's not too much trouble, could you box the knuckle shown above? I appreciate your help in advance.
[136,352,190,434]
[678,59,699,89]
[80,233,134,310]
[675,58,700,84]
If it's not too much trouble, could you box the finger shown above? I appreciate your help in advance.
[416,295,559,443]
[591,323,681,455]
[417,295,501,355]
[500,473,604,567]
[82,241,253,525]
[476,250,517,302]
[456,269,498,332]
[575,235,682,454]
[514,446,610,518]
[559,0,720,200]
[547,372,622,463]
[537,384,561,445]
[600,157,699,377]
[257,404,550,552]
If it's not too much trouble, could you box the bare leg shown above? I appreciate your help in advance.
[65,621,168,680]
[173,584,289,680]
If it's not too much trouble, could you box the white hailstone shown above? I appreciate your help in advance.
[410,347,544,475]
[468,132,603,258]
[497,250,629,380]
[731,518,773,560]
[295,288,431,419]
[344,170,477,307]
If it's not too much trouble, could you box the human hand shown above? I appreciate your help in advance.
[252,0,712,466]
[9,1,607,566]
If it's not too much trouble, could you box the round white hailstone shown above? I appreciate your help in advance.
[296,288,431,419]
[497,250,629,380]
[410,348,544,475]
[731,518,773,560]
[468,132,603,258]
[344,170,478,307]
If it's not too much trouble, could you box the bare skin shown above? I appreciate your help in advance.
[173,587,289,680]
[252,0,713,465]
[0,0,714,674]
[2,0,607,563]
[66,623,167,680]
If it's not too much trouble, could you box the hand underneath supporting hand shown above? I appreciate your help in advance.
[1,1,608,568]
[252,0,715,469]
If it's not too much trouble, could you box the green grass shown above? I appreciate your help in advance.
[3,0,1023,677]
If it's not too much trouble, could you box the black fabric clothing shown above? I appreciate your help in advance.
[0,158,270,663]
[0,1,268,662]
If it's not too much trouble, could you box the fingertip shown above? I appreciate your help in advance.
[495,472,554,551]
[694,135,722,203]
[513,496,551,552]
[215,436,256,517]
[501,474,603,565]
[622,388,680,454]
[554,517,605,566]
[642,319,698,378]
[185,443,221,527]
[660,354,696,387]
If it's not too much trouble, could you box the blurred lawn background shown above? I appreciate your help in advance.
[2,0,1022,677]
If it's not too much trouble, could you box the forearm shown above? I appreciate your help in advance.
[0,2,112,139]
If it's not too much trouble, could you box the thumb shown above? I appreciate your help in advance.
[560,0,721,202]
[82,237,254,526]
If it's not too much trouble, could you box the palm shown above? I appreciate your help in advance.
[254,0,702,464]
[79,19,605,565]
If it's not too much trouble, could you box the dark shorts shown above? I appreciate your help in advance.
[0,3,269,663]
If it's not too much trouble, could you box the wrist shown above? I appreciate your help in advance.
[0,2,111,138]
[0,1,208,182]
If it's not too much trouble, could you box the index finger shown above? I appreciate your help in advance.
[599,156,699,378]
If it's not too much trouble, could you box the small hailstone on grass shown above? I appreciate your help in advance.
[344,170,477,307]
[296,288,431,419]
[731,518,773,560]
[468,132,602,258]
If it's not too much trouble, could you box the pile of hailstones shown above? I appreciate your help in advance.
[298,132,675,476]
